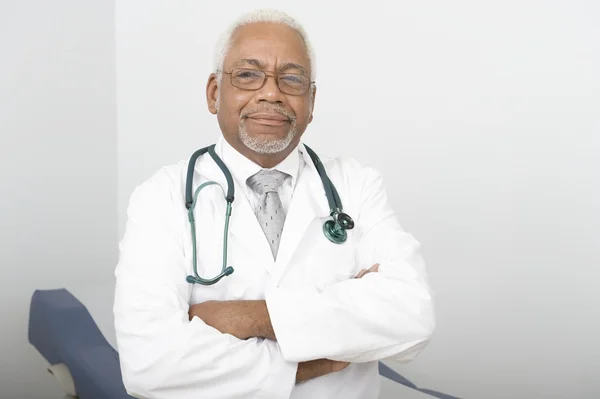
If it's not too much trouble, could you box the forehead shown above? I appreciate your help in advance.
[225,22,310,69]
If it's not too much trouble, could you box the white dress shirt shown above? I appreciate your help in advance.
[220,137,305,215]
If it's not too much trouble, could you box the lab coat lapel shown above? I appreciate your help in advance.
[272,145,330,282]
[194,150,276,270]
[228,188,275,267]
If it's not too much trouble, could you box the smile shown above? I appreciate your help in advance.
[245,113,290,126]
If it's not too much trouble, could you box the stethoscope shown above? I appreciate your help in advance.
[184,143,355,286]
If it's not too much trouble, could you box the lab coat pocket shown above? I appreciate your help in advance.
[303,231,358,292]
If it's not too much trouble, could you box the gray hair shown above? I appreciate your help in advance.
[213,9,316,83]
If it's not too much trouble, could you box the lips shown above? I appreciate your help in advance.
[245,112,290,126]
[247,112,288,121]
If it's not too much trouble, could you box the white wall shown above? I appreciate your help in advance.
[115,1,600,398]
[0,1,117,397]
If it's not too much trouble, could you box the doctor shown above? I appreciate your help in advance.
[114,8,435,399]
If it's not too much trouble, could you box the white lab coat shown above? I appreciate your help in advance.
[113,138,435,399]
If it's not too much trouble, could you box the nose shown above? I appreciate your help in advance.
[255,74,285,104]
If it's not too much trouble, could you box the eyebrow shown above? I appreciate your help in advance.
[234,58,266,69]
[233,58,309,76]
[279,62,308,76]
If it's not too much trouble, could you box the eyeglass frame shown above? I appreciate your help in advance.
[218,68,316,96]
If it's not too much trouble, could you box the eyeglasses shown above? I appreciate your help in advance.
[221,68,314,96]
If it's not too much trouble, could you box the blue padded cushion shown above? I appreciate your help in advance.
[28,288,133,399]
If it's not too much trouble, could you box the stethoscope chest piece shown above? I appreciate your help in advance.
[323,211,354,244]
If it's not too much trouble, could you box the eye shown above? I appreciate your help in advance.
[234,70,262,80]
[280,74,305,84]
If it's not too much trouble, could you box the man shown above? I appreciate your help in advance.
[114,8,435,399]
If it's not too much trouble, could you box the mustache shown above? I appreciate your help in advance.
[241,106,296,121]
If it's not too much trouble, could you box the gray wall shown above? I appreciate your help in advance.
[0,1,117,397]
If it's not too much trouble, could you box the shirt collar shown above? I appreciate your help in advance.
[218,136,300,190]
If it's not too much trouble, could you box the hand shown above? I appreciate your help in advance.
[354,263,379,279]
[188,300,245,339]
[330,359,351,373]
[296,358,351,383]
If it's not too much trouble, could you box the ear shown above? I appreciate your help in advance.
[308,85,317,124]
[206,73,219,114]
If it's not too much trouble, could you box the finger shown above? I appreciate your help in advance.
[356,264,380,279]
[355,269,368,278]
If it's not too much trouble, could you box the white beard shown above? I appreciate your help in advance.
[215,90,302,154]
[238,118,297,154]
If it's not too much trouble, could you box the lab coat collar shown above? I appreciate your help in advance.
[219,136,301,200]
[193,137,330,277]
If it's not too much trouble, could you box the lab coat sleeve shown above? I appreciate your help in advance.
[265,163,436,364]
[114,169,297,399]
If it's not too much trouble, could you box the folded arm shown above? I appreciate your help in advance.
[188,263,382,342]
[265,165,436,363]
